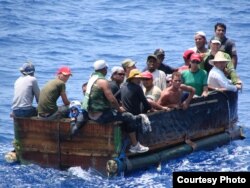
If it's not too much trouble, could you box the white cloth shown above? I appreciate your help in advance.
[139,114,151,133]
[12,75,40,110]
[151,69,166,90]
[208,66,237,91]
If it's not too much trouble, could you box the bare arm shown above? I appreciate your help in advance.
[61,91,70,106]
[97,79,124,112]
[180,84,195,110]
[148,99,169,111]
[201,85,208,97]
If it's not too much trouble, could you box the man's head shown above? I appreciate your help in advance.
[183,49,195,66]
[141,71,154,89]
[111,66,125,84]
[166,74,172,87]
[210,37,221,53]
[194,31,207,49]
[93,60,108,76]
[214,22,227,39]
[146,54,158,72]
[121,58,136,76]
[171,72,182,88]
[126,69,142,84]
[154,48,165,65]
[82,82,87,95]
[57,66,72,82]
[20,62,35,76]
[190,53,202,67]
[209,51,230,70]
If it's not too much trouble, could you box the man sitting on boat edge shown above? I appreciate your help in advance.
[82,60,149,154]
[157,72,195,110]
[37,66,72,120]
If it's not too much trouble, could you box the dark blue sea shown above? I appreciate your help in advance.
[1,0,250,187]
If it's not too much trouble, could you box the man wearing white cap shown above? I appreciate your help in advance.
[109,66,125,103]
[82,60,149,153]
[12,62,40,117]
[208,51,242,92]
[202,37,222,73]
[189,31,209,55]
[203,37,242,85]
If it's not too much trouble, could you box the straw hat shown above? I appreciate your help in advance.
[209,51,230,66]
[126,69,142,81]
[121,58,136,69]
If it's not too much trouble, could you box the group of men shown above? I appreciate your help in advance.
[11,22,242,154]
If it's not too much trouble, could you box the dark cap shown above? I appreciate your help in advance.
[154,48,165,56]
[147,54,158,62]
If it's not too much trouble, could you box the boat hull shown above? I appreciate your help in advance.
[12,91,244,176]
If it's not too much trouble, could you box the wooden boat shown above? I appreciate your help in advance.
[11,91,244,176]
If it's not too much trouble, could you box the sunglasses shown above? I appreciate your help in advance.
[116,73,125,76]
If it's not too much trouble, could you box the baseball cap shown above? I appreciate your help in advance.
[121,58,136,69]
[154,48,165,56]
[211,37,221,45]
[183,50,195,60]
[57,66,72,76]
[19,62,35,75]
[141,71,153,79]
[93,60,108,71]
[190,53,201,62]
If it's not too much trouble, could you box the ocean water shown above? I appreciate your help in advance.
[1,0,250,187]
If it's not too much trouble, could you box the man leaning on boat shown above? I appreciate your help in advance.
[37,66,72,120]
[82,60,149,153]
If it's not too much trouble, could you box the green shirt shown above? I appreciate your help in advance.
[38,78,65,114]
[181,69,208,96]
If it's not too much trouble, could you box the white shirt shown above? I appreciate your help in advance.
[12,75,40,110]
[208,66,237,92]
[152,69,166,90]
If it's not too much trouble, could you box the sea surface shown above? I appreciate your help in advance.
[1,0,250,187]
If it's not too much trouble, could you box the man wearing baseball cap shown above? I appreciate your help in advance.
[82,61,149,153]
[154,48,177,75]
[203,37,242,86]
[37,66,72,120]
[121,58,136,82]
[12,62,40,117]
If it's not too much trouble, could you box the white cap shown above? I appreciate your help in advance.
[69,100,81,108]
[211,37,221,45]
[195,31,206,38]
[93,60,108,71]
[111,66,124,75]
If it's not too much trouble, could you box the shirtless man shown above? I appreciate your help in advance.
[157,72,195,110]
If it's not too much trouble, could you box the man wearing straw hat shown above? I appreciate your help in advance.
[208,51,242,92]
